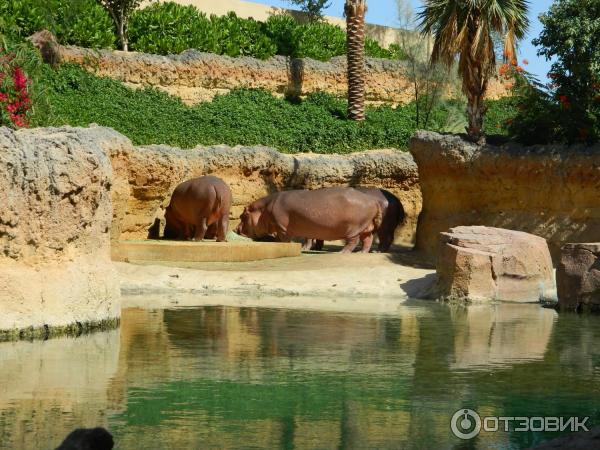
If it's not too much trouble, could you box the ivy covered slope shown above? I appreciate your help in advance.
[1,0,405,61]
[33,63,513,154]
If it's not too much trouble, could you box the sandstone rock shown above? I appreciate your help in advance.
[0,126,120,336]
[54,44,509,105]
[557,243,600,311]
[410,131,600,263]
[435,226,556,303]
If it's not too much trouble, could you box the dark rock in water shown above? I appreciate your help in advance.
[526,426,600,449]
[557,243,600,312]
[55,428,114,450]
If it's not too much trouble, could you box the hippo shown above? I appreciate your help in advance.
[306,187,405,252]
[55,427,113,450]
[163,176,232,242]
[235,187,382,253]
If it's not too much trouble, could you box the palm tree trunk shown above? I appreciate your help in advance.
[345,0,367,121]
[465,61,488,144]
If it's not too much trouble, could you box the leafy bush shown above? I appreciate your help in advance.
[289,21,346,60]
[34,63,514,153]
[129,3,218,55]
[129,3,403,61]
[0,0,115,48]
[2,0,405,61]
[508,0,599,145]
[210,12,277,59]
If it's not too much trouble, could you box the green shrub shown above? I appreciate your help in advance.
[289,22,346,60]
[263,14,297,57]
[128,2,402,61]
[129,3,217,55]
[210,12,277,59]
[34,64,514,153]
[0,0,115,48]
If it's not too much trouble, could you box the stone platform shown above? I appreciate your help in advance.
[112,240,302,264]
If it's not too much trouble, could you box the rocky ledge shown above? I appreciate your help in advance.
[0,126,121,339]
[410,131,600,263]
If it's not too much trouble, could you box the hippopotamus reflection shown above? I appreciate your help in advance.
[235,187,382,253]
[163,176,232,242]
[306,187,404,253]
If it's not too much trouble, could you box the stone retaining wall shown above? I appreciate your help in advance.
[57,45,511,105]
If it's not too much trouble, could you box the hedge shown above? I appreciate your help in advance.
[1,0,406,61]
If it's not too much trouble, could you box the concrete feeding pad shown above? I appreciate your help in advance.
[112,240,301,264]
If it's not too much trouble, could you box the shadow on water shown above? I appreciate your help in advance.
[1,302,600,449]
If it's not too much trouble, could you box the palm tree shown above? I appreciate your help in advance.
[418,0,529,143]
[345,0,367,121]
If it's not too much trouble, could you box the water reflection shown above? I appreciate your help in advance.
[0,300,599,450]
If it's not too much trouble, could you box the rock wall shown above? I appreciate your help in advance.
[99,127,421,245]
[57,45,510,105]
[0,127,121,337]
[410,131,600,263]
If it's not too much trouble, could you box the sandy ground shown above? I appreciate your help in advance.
[117,249,437,304]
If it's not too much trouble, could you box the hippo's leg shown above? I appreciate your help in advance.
[216,215,229,242]
[340,236,360,253]
[301,239,314,251]
[193,217,208,241]
[360,232,374,254]
[184,223,195,241]
[313,240,324,251]
[276,231,291,243]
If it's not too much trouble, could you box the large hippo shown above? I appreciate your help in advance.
[163,176,232,242]
[307,187,405,252]
[235,187,382,253]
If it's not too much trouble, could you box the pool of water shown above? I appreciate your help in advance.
[1,300,599,449]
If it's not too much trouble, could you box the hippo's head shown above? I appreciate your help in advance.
[235,206,264,239]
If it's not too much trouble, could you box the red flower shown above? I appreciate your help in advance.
[12,67,27,91]
[0,92,7,102]
[515,66,524,73]
[559,95,569,104]
[522,59,529,65]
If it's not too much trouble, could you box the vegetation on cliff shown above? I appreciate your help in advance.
[30,62,511,153]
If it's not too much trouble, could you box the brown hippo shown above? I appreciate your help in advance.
[235,187,381,253]
[306,187,405,252]
[163,176,232,242]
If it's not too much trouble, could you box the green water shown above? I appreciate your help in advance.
[1,301,600,449]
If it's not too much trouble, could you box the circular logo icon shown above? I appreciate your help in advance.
[451,409,482,440]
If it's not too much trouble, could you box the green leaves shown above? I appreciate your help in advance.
[32,64,508,153]
[1,0,115,48]
[530,0,600,144]
[127,3,403,62]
